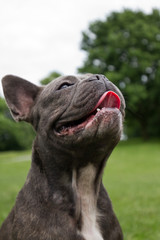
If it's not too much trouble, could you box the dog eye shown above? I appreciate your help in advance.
[58,83,74,90]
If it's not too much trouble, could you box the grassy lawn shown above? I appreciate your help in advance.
[0,151,31,223]
[0,140,160,239]
[103,140,160,240]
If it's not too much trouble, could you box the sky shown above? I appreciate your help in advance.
[0,0,160,96]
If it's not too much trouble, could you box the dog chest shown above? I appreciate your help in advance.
[72,164,104,240]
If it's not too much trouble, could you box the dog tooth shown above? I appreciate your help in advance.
[97,108,100,112]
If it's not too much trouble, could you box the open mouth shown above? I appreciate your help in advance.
[56,91,121,135]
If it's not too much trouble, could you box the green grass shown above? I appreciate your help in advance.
[103,140,160,240]
[0,151,31,223]
[0,140,160,239]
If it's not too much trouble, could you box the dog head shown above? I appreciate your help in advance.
[2,74,125,163]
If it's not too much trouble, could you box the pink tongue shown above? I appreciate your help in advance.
[93,91,121,111]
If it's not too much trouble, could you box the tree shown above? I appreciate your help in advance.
[40,71,62,85]
[78,9,160,139]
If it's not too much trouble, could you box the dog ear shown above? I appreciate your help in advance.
[2,75,42,122]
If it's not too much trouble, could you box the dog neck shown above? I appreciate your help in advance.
[72,164,104,240]
[31,137,112,240]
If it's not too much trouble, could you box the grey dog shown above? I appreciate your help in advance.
[0,74,125,240]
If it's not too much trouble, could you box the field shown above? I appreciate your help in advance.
[0,140,160,239]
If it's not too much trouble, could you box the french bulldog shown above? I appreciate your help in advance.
[0,74,125,240]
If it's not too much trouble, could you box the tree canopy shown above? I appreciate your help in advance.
[78,9,160,139]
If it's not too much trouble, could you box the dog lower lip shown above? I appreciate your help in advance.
[56,114,95,134]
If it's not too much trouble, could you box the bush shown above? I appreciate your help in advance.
[0,114,35,151]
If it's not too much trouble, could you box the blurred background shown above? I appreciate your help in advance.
[0,0,160,239]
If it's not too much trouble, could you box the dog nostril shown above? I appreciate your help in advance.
[96,74,107,81]
[87,75,101,82]
[95,75,100,80]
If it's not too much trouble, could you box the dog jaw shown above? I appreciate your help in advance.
[53,91,122,147]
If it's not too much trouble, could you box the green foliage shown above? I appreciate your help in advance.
[0,140,160,239]
[40,71,62,85]
[0,97,8,114]
[0,97,35,151]
[79,9,160,139]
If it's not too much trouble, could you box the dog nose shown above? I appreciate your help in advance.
[87,74,101,82]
